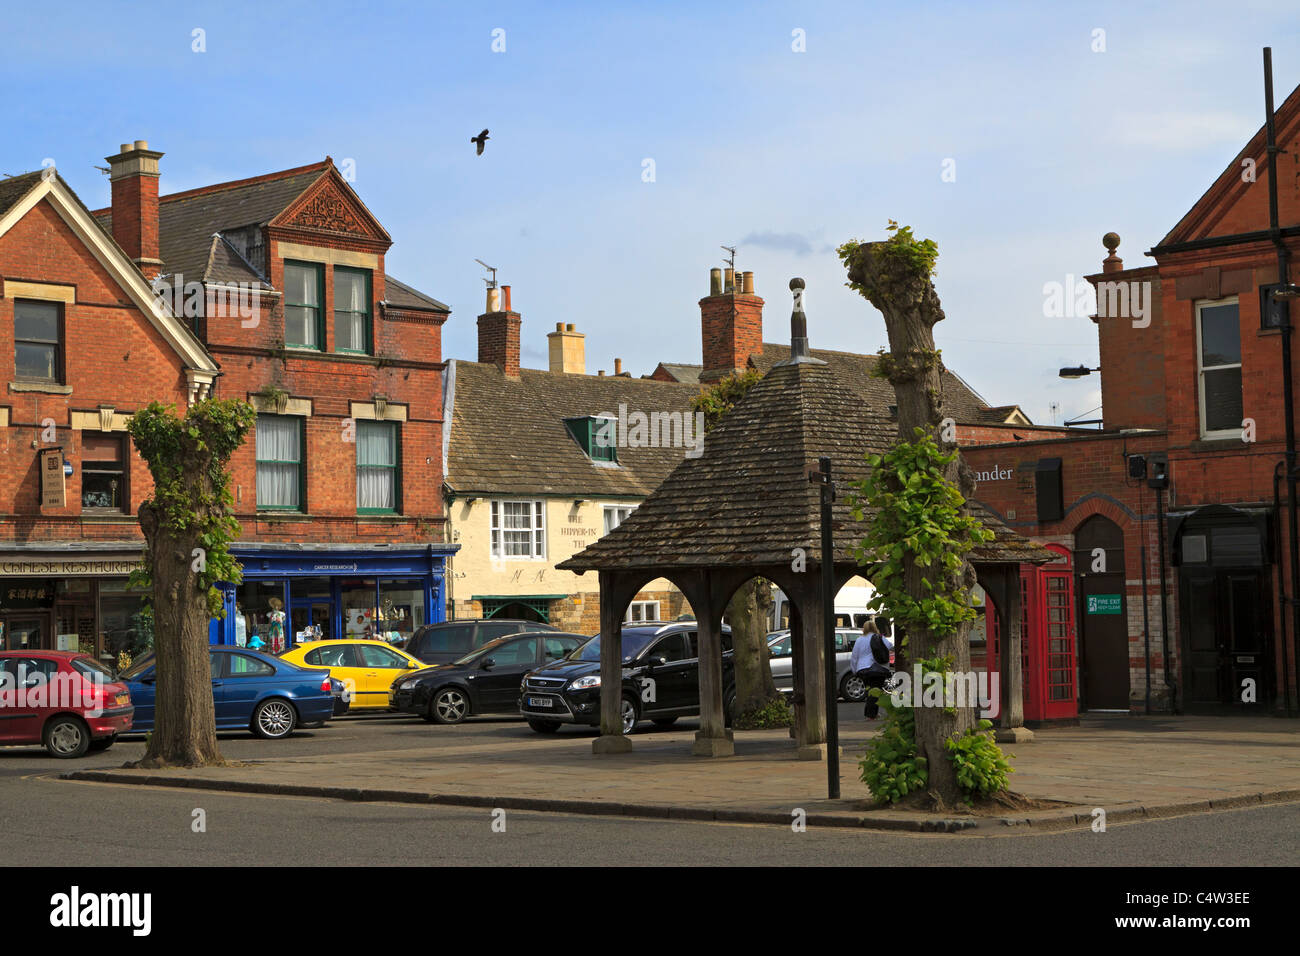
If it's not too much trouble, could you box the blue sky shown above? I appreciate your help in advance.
[4,0,1300,424]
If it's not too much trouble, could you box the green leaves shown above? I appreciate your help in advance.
[838,222,940,301]
[127,398,256,617]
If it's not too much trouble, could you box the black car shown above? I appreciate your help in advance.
[403,618,558,665]
[390,630,585,724]
[519,622,734,735]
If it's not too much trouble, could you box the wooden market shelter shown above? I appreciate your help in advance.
[559,283,1055,757]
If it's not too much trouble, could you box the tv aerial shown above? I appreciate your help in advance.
[474,258,498,289]
[721,245,736,271]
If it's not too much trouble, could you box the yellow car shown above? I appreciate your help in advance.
[279,639,424,711]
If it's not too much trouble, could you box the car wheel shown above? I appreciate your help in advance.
[44,717,91,758]
[431,687,469,725]
[620,694,639,734]
[527,718,561,734]
[252,698,297,739]
[88,734,117,752]
[840,671,868,703]
[651,717,677,727]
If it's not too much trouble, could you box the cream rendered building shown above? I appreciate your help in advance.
[441,299,701,633]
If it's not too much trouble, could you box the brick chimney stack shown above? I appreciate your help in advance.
[478,283,521,377]
[106,140,164,279]
[700,267,763,382]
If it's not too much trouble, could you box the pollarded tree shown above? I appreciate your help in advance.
[127,398,255,768]
[839,223,1006,808]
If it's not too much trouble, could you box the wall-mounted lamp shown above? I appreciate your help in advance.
[1058,365,1100,379]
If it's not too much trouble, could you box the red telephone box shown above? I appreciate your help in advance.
[984,544,1078,722]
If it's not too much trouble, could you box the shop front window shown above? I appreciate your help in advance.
[99,580,152,671]
[376,580,425,644]
[236,581,288,654]
[340,579,379,639]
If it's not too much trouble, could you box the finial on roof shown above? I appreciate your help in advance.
[775,277,825,366]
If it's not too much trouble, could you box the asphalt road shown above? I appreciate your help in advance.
[2,708,1296,866]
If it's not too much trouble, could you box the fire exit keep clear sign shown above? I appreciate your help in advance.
[1087,594,1122,615]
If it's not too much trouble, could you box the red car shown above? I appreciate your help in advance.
[0,651,133,757]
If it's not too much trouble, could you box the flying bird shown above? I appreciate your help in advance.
[472,129,490,155]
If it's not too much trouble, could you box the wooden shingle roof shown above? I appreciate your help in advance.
[559,357,1052,573]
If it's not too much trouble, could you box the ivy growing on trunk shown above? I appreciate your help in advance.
[126,398,256,768]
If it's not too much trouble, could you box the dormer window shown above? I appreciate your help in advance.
[564,415,617,463]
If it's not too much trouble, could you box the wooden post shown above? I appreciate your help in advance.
[995,565,1034,743]
[693,574,733,756]
[797,585,829,758]
[593,571,633,753]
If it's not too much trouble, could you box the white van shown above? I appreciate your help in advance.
[770,584,891,636]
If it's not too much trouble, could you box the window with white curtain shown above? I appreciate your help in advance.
[256,414,303,510]
[490,500,545,559]
[357,420,398,512]
[334,267,370,353]
[283,262,322,349]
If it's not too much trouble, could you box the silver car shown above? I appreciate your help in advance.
[767,628,871,702]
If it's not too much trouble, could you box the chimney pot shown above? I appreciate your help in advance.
[565,323,574,332]
[502,284,512,312]
[598,370,605,376]
[741,271,754,295]
[710,268,723,296]
[614,358,623,375]
[724,268,735,293]
[133,139,148,150]
[556,322,564,331]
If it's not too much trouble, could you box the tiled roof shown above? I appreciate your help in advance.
[751,342,1000,424]
[654,363,703,384]
[97,163,327,286]
[385,275,450,312]
[0,170,42,217]
[445,361,703,498]
[559,358,1053,573]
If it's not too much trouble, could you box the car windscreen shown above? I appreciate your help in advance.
[452,636,515,666]
[572,631,659,663]
[72,657,116,680]
[117,654,156,680]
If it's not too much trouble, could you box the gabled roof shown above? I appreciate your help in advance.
[1156,80,1300,248]
[95,161,328,286]
[751,342,1005,424]
[560,359,1051,573]
[652,362,703,384]
[0,170,218,375]
[445,361,701,498]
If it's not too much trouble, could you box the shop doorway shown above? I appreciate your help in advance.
[1074,515,1131,711]
[1174,507,1273,711]
[291,599,333,643]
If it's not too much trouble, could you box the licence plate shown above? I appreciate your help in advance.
[115,694,129,706]
[527,697,553,708]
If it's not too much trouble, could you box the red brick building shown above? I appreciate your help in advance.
[963,84,1300,715]
[0,141,456,663]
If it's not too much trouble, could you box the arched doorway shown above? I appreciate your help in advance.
[1074,515,1130,711]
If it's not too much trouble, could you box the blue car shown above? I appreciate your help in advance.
[119,646,335,739]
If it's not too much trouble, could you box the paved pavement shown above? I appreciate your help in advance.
[62,711,1300,831]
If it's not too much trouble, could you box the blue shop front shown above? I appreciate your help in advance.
[209,544,459,653]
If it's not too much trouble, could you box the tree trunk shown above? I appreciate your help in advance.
[136,498,224,768]
[728,577,781,714]
[848,246,978,808]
